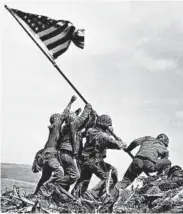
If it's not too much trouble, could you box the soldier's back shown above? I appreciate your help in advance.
[136,136,166,162]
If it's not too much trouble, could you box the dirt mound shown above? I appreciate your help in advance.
[1,165,183,213]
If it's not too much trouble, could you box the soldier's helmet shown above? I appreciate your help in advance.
[49,113,62,124]
[156,133,169,147]
[96,114,112,128]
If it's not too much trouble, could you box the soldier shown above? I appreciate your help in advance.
[33,96,76,195]
[57,103,93,191]
[116,133,172,191]
[72,114,127,198]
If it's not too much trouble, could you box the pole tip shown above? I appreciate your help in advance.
[4,5,8,9]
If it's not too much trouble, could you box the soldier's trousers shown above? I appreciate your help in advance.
[117,156,172,189]
[59,150,80,191]
[72,159,118,198]
[34,155,64,195]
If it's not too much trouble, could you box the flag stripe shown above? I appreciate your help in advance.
[47,26,75,50]
[77,36,84,42]
[40,23,68,41]
[53,47,69,59]
[43,27,70,46]
[50,40,71,55]
[37,26,57,37]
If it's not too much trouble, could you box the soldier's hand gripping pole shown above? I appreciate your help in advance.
[106,127,150,176]
[106,127,134,158]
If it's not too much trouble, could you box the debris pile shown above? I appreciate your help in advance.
[1,185,102,213]
[1,165,183,213]
[114,165,183,213]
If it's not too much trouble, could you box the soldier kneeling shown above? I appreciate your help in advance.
[116,133,172,190]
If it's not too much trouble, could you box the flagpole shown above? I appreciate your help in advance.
[4,4,88,104]
[53,64,88,104]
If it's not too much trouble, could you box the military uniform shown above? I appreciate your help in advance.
[57,103,92,190]
[72,124,127,198]
[34,112,68,195]
[88,163,118,199]
[117,134,172,190]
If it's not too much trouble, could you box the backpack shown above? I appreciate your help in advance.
[32,149,44,173]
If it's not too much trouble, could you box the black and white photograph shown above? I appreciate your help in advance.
[1,0,183,213]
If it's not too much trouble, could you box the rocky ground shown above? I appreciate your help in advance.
[1,165,183,213]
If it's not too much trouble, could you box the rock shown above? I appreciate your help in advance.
[113,189,132,209]
[168,165,183,179]
[177,179,183,186]
[146,185,161,195]
[170,206,183,213]
[143,186,164,200]
[151,198,164,208]
[136,183,154,194]
[159,181,178,191]
[171,188,183,203]
[113,205,139,213]
[151,200,173,213]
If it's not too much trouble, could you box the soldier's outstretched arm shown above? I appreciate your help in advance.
[105,134,127,150]
[125,136,150,152]
[60,95,77,122]
[49,96,77,126]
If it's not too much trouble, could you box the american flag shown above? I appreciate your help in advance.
[10,8,85,59]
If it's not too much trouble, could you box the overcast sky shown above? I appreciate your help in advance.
[1,1,183,180]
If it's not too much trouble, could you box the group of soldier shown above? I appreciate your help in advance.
[32,95,172,204]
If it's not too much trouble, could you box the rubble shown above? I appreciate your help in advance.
[1,165,183,213]
[114,165,183,213]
